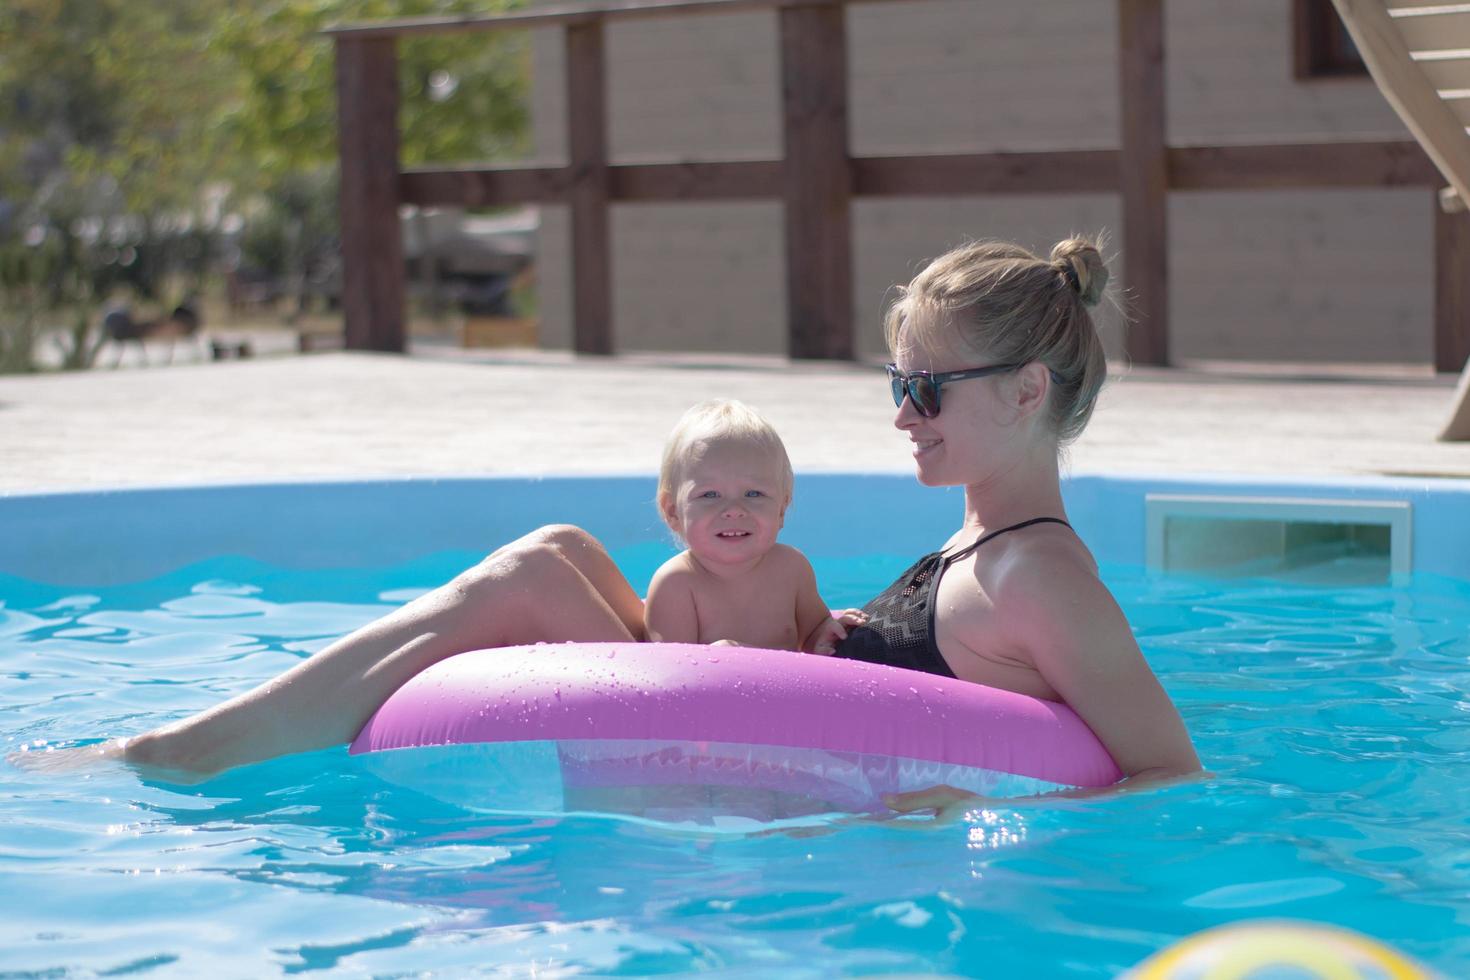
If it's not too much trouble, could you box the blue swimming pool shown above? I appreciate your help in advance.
[2,474,1468,975]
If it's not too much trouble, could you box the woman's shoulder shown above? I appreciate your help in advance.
[995,521,1096,578]
[982,529,1124,654]
[957,525,1103,632]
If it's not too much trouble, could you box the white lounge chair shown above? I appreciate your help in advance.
[1330,0,1470,439]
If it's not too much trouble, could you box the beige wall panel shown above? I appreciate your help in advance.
[1169,189,1432,363]
[535,205,573,350]
[849,0,1117,154]
[853,196,1126,361]
[1166,0,1409,142]
[603,13,780,162]
[536,202,784,355]
[610,202,786,355]
[529,9,779,164]
[530,26,567,165]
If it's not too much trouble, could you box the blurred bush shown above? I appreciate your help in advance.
[0,0,528,371]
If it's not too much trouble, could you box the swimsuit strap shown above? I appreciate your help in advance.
[941,516,1073,566]
[897,517,1073,599]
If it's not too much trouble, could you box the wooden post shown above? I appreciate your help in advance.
[566,21,613,355]
[335,37,406,352]
[1119,0,1169,365]
[779,2,853,361]
[1435,195,1470,374]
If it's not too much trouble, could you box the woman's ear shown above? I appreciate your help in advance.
[1012,362,1051,421]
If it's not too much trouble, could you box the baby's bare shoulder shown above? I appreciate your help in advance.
[649,551,698,587]
[763,543,815,574]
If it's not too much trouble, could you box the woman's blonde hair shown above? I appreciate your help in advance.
[883,236,1111,446]
[657,399,794,512]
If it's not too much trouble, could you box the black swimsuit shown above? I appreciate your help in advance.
[833,517,1073,678]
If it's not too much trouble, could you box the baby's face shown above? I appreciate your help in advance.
[664,437,789,568]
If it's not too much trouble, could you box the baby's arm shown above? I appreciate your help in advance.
[644,557,700,644]
[792,551,866,654]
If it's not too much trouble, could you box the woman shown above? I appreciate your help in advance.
[62,236,1202,797]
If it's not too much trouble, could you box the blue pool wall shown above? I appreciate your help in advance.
[2,472,1468,586]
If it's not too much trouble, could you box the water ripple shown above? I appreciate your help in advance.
[1,558,1468,976]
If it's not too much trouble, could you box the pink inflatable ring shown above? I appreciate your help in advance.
[350,643,1122,820]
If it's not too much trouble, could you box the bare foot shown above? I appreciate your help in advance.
[8,738,129,775]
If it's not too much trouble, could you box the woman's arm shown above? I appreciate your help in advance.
[999,556,1202,784]
[883,557,1202,821]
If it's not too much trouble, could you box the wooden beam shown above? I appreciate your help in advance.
[335,36,405,353]
[780,2,853,360]
[1436,191,1470,373]
[401,161,782,207]
[610,160,784,200]
[853,150,1119,196]
[565,21,613,355]
[1119,0,1169,365]
[1441,358,1470,440]
[1331,0,1470,207]
[323,0,931,40]
[399,141,1441,212]
[1169,140,1441,189]
[1292,0,1316,80]
[400,165,567,207]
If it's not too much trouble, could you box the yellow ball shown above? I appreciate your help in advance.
[1126,921,1433,980]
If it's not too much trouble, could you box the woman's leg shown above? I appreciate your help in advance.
[118,525,643,777]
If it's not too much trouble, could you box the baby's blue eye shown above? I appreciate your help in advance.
[745,490,765,498]
[697,490,718,499]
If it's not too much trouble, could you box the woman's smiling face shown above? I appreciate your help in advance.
[891,324,1021,488]
[662,436,789,568]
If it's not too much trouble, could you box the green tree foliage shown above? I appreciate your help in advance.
[214,0,529,183]
[0,0,529,370]
[0,0,237,212]
[214,0,529,319]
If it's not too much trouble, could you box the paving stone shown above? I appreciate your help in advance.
[3,350,1468,493]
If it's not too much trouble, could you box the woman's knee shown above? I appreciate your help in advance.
[463,527,584,596]
[456,527,632,642]
[482,524,597,563]
[532,524,604,560]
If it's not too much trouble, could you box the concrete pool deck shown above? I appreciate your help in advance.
[3,348,1470,492]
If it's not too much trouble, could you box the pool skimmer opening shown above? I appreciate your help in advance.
[1145,494,1411,581]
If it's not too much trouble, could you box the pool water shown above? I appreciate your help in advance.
[2,545,1468,976]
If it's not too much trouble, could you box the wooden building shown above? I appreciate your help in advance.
[526,0,1443,366]
[330,0,1467,369]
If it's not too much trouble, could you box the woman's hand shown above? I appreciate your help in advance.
[806,609,868,655]
[884,771,1211,823]
[881,784,984,825]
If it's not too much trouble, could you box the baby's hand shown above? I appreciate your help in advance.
[807,609,868,656]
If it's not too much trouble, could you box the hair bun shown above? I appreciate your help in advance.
[1050,238,1108,308]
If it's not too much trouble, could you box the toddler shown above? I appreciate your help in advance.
[644,400,864,653]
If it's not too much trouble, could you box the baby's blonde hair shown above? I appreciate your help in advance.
[657,399,794,518]
[884,236,1111,446]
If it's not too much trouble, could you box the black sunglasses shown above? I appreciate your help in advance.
[885,362,1023,418]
